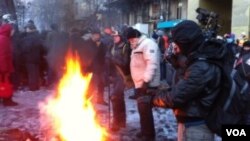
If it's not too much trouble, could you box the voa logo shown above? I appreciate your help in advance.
[226,129,246,136]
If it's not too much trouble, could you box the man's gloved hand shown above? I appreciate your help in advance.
[135,82,151,103]
[135,82,149,97]
[141,81,149,92]
[151,89,173,108]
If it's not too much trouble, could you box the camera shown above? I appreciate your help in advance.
[196,8,220,39]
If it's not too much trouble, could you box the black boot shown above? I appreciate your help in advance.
[3,98,18,106]
[136,95,156,140]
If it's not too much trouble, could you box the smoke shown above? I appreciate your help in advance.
[20,0,33,2]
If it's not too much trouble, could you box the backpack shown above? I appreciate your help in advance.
[201,39,250,136]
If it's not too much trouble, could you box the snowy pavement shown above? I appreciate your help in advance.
[0,87,178,141]
[0,87,223,141]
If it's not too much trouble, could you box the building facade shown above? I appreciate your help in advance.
[105,0,249,38]
[106,0,186,35]
[188,0,250,39]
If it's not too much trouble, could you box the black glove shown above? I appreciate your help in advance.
[151,89,173,108]
[141,82,149,91]
[136,83,152,104]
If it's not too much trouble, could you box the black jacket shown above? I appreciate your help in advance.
[153,20,226,123]
[110,41,131,76]
[70,35,98,73]
[21,31,44,64]
[153,59,221,122]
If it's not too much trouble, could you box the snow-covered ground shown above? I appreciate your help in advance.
[0,87,221,141]
[0,87,177,141]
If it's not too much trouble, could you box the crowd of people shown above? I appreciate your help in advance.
[0,13,250,141]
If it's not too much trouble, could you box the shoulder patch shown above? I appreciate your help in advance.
[150,49,155,53]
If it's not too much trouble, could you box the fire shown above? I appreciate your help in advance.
[40,50,107,141]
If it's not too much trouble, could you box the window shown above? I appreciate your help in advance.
[177,2,182,19]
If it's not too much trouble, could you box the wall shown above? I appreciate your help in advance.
[187,0,232,36]
[231,0,250,39]
[200,0,232,36]
[187,0,199,22]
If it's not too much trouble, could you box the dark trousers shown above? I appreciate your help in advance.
[111,74,126,126]
[111,95,126,127]
[136,88,155,138]
[12,61,26,90]
[25,63,40,90]
[160,61,166,80]
[89,71,105,101]
[97,71,105,100]
[47,68,58,87]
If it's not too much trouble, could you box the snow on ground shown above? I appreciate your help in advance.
[0,87,221,141]
[0,87,177,141]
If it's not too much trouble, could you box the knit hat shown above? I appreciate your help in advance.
[126,27,141,40]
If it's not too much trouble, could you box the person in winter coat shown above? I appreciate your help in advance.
[45,24,69,87]
[21,24,44,91]
[0,18,17,106]
[236,41,250,80]
[235,40,250,125]
[107,31,131,132]
[91,29,107,105]
[73,28,106,104]
[152,20,226,141]
[102,27,114,89]
[126,27,161,141]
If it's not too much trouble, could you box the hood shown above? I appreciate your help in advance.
[171,20,204,56]
[0,24,12,37]
[197,39,227,59]
[187,39,227,66]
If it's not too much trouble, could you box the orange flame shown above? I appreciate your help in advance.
[40,50,107,141]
